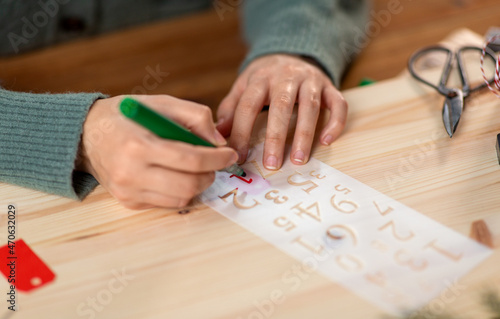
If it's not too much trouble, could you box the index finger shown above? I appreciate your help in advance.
[148,139,238,173]
[229,82,269,163]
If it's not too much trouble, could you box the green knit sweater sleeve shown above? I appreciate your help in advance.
[0,88,106,199]
[240,0,369,86]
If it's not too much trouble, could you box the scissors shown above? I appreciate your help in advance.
[408,46,497,137]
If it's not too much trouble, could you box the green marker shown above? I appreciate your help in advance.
[120,97,245,177]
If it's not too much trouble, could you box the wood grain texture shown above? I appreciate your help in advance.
[1,3,500,319]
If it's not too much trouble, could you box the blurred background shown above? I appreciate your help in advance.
[0,0,499,109]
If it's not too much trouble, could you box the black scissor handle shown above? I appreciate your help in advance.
[408,45,454,96]
[409,45,498,98]
[457,46,497,96]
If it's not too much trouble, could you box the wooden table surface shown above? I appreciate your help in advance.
[1,1,500,319]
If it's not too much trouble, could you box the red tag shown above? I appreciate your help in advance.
[0,239,56,292]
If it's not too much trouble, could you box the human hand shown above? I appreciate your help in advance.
[77,95,238,209]
[217,54,347,170]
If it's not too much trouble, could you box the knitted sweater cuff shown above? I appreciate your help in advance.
[240,1,369,87]
[0,89,107,200]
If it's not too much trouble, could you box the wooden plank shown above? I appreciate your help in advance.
[1,3,500,318]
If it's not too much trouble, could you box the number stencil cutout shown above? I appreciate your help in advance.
[201,143,492,314]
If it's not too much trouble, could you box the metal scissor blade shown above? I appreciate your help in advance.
[442,89,464,138]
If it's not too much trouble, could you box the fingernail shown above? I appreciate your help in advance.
[265,155,278,170]
[322,135,334,145]
[214,129,227,146]
[293,150,305,163]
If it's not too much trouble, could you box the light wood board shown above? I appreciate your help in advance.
[1,31,500,319]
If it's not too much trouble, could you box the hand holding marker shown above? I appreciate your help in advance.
[119,97,246,177]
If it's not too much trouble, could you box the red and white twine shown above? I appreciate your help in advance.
[481,35,500,98]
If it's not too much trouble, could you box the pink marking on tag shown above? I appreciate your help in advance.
[0,239,56,292]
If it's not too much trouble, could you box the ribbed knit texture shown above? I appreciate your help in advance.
[0,89,106,199]
[241,0,369,86]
